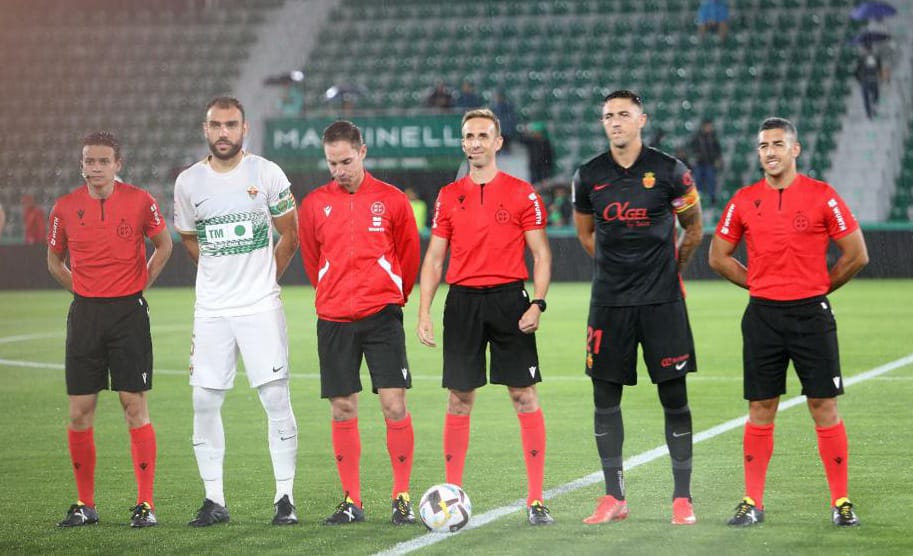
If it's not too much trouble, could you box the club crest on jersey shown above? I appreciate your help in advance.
[642,172,656,189]
[495,207,511,224]
[117,219,133,239]
[370,201,386,215]
[247,185,259,199]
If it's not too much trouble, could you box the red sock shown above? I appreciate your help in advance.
[816,421,849,506]
[331,418,361,507]
[67,428,96,508]
[517,409,546,506]
[443,413,470,486]
[129,423,157,508]
[743,421,774,509]
[386,413,414,498]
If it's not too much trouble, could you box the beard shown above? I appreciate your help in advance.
[208,138,243,160]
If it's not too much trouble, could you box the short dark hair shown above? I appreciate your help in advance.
[759,117,798,139]
[205,96,246,122]
[82,131,121,161]
[462,108,501,137]
[322,120,363,147]
[603,90,643,107]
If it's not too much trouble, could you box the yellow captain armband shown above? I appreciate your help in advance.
[672,186,700,214]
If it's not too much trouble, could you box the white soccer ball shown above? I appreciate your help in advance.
[418,483,472,533]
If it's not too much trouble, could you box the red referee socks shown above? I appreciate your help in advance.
[517,409,546,506]
[743,421,774,509]
[816,420,849,506]
[129,423,157,508]
[386,413,414,498]
[443,413,470,486]
[67,427,96,508]
[332,417,362,507]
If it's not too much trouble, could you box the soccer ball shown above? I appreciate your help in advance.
[418,483,472,533]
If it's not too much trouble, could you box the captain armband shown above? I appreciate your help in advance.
[671,186,700,214]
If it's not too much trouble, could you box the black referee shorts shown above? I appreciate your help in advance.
[65,292,153,395]
[317,304,411,398]
[442,281,541,391]
[742,295,843,401]
[585,300,697,386]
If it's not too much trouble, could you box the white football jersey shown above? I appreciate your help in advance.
[174,153,295,317]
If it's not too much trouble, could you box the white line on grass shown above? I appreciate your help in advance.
[375,352,913,556]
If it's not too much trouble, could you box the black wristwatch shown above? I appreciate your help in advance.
[530,299,547,312]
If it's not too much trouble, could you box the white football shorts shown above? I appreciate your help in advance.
[188,307,290,389]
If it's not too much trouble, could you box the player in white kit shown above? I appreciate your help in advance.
[174,97,300,527]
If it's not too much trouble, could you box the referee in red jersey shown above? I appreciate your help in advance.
[47,131,173,528]
[299,121,421,526]
[416,108,555,525]
[710,118,869,527]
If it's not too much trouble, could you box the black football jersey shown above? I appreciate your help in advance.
[572,146,694,307]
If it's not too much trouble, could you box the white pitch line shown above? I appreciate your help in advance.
[375,352,913,556]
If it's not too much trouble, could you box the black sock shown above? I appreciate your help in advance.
[664,405,693,499]
[595,406,625,500]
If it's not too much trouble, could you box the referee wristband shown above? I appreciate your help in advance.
[530,299,547,312]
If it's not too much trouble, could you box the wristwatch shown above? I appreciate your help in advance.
[530,299,547,312]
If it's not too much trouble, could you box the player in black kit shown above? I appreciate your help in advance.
[572,90,704,526]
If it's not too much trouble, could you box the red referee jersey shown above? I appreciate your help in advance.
[715,174,858,300]
[298,172,420,322]
[431,171,545,287]
[48,182,166,297]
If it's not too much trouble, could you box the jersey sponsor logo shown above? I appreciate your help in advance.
[530,194,543,225]
[602,201,648,224]
[117,219,134,239]
[642,172,656,189]
[720,202,736,235]
[197,211,269,256]
[495,207,511,224]
[827,198,848,231]
[369,213,385,232]
[247,185,259,199]
[150,202,163,227]
[49,216,62,246]
[793,212,810,232]
[371,201,386,215]
[593,183,611,191]
[660,354,689,368]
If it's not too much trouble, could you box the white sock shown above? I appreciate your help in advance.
[192,386,227,507]
[258,380,297,504]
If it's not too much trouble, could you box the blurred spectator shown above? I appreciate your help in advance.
[547,185,572,227]
[0,201,5,241]
[426,81,454,111]
[854,44,885,119]
[689,119,722,208]
[405,187,428,233]
[278,82,305,116]
[697,0,729,42]
[522,122,554,186]
[674,146,693,170]
[455,80,483,110]
[491,89,520,152]
[22,194,46,245]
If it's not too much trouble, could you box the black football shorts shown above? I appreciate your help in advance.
[585,300,697,385]
[741,296,843,400]
[317,304,411,398]
[442,281,541,391]
[65,293,153,395]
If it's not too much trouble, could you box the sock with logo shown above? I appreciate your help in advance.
[664,405,693,499]
[129,423,157,508]
[192,386,227,507]
[386,413,414,498]
[517,408,546,506]
[258,380,297,504]
[816,420,849,506]
[443,413,470,486]
[332,417,361,507]
[594,406,625,499]
[68,427,96,508]
[744,421,774,509]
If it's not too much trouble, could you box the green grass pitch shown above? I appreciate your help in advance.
[1,280,911,554]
